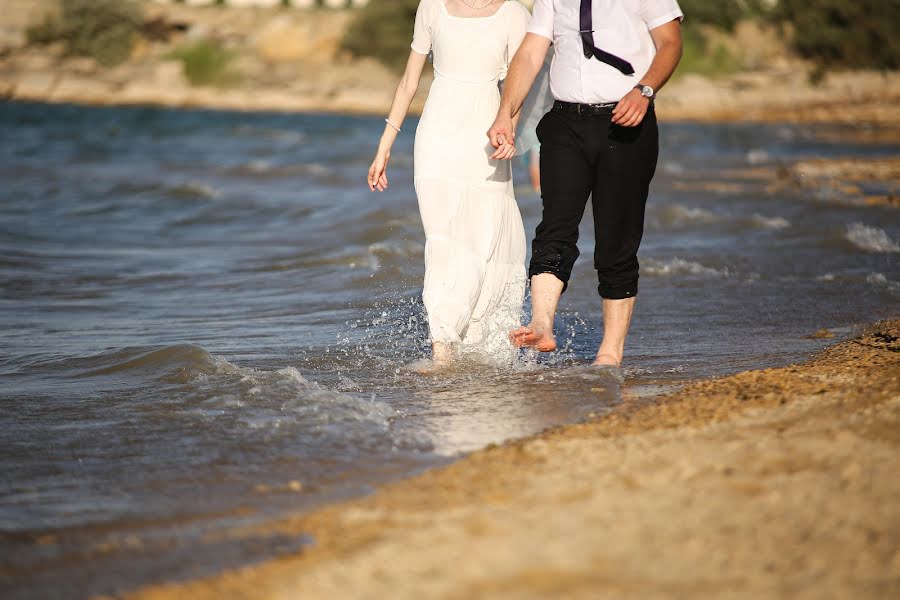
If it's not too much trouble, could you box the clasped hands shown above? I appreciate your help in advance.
[487,89,650,161]
[487,116,516,161]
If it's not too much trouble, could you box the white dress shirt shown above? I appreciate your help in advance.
[529,0,683,104]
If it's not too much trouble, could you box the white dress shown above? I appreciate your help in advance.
[411,0,530,354]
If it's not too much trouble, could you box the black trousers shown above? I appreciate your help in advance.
[530,104,659,299]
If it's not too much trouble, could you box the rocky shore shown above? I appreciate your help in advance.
[2,1,899,125]
[118,320,900,600]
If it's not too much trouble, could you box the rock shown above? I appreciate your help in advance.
[61,56,98,75]
[10,50,55,72]
[0,27,25,51]
[153,60,186,87]
[256,16,307,63]
[12,71,57,99]
[255,13,349,64]
[50,75,114,104]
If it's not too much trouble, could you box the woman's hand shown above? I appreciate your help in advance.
[368,150,390,192]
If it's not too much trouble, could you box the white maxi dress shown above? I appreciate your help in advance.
[411,0,530,355]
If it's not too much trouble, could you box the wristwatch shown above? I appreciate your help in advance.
[634,83,655,100]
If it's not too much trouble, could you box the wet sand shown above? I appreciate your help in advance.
[120,320,900,600]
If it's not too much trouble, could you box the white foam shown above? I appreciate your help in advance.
[846,223,900,253]
[749,214,790,229]
[656,204,721,227]
[746,149,769,165]
[643,258,730,278]
[867,272,900,295]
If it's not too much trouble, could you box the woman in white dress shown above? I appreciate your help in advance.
[367,0,531,371]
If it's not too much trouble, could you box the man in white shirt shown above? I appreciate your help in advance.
[488,0,683,368]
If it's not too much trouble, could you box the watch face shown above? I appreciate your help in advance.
[642,86,654,98]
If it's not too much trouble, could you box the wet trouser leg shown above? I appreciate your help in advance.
[529,105,659,298]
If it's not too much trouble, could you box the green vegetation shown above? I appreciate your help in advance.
[774,0,900,70]
[342,0,899,75]
[678,0,768,31]
[677,27,741,78]
[170,40,239,87]
[341,0,419,71]
[26,0,143,67]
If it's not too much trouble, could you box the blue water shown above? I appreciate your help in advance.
[1,101,898,599]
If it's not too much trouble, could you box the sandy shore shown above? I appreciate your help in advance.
[118,320,900,600]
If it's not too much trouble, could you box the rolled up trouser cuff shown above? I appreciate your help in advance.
[597,281,638,299]
[528,267,569,293]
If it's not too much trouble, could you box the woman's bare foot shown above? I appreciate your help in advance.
[509,324,557,352]
[592,352,621,367]
[404,342,453,374]
[405,358,451,374]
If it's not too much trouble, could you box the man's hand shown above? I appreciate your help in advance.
[487,114,516,160]
[611,88,650,127]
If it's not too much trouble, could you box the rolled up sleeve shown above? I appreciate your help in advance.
[527,0,554,41]
[640,0,684,30]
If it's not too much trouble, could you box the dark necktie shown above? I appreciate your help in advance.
[580,0,635,75]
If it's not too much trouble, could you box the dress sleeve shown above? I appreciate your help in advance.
[639,0,684,30]
[506,2,532,66]
[411,0,434,55]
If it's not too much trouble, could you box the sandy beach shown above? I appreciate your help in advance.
[115,320,900,600]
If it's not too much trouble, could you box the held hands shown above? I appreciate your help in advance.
[487,114,517,161]
[368,150,390,192]
[611,88,650,127]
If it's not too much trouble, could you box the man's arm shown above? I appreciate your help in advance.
[488,33,552,159]
[611,19,683,127]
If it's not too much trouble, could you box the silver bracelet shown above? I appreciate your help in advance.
[384,118,402,133]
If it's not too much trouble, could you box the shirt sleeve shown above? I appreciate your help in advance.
[527,0,553,41]
[410,0,434,55]
[639,0,684,30]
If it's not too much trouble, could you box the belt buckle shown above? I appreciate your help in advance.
[576,103,584,116]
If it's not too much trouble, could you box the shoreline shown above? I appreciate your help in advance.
[4,74,900,126]
[119,319,900,600]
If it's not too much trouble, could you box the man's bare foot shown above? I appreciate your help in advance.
[509,325,557,352]
[592,352,621,367]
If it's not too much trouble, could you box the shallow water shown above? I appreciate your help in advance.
[1,102,897,599]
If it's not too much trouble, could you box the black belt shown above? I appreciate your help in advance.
[552,100,618,116]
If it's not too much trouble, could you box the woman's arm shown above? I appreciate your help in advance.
[368,51,429,192]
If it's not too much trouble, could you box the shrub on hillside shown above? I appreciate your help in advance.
[26,0,143,67]
[341,0,420,70]
[170,40,239,87]
[774,0,900,70]
[678,0,748,31]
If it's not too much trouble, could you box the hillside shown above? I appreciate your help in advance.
[1,0,898,124]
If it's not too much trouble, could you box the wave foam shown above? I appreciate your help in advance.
[867,272,900,296]
[642,258,730,278]
[846,223,900,253]
[748,214,790,229]
[653,204,722,228]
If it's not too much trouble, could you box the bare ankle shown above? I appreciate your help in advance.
[594,351,622,367]
[432,342,453,364]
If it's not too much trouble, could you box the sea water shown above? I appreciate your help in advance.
[1,102,897,599]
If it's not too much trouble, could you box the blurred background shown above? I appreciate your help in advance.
[1,2,897,600]
[0,0,898,120]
